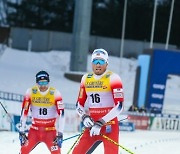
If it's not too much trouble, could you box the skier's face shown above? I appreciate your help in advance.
[37,80,49,92]
[92,59,108,75]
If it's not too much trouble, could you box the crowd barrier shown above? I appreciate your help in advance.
[0,91,24,102]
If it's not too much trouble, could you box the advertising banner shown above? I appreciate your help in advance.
[119,122,135,131]
[146,49,180,113]
[128,115,149,130]
[12,115,32,132]
[150,116,180,131]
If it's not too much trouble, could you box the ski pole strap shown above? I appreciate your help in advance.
[100,134,135,154]
[67,128,85,154]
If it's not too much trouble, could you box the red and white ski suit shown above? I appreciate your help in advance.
[19,86,65,154]
[73,70,124,154]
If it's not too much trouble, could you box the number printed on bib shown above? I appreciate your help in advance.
[90,93,100,103]
[39,108,48,115]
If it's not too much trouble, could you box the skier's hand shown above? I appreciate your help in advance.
[90,119,105,137]
[82,114,94,128]
[19,132,28,146]
[53,132,63,148]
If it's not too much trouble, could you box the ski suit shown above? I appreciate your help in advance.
[73,70,124,154]
[19,86,64,154]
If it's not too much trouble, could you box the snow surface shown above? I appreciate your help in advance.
[0,130,180,154]
[0,47,180,154]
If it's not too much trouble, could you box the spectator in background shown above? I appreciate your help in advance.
[128,105,138,112]
[138,106,147,113]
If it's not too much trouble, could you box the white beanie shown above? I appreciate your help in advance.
[91,48,109,63]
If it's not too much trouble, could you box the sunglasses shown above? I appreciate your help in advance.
[38,81,49,86]
[92,59,106,65]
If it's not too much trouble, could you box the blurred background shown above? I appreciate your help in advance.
[1,0,180,55]
[0,0,180,150]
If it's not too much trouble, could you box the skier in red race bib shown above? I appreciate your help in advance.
[19,71,65,154]
[72,49,124,154]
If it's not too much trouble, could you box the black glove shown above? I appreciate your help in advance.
[19,132,28,146]
[53,132,63,148]
[82,114,94,128]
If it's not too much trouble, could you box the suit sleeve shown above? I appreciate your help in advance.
[55,90,65,133]
[76,74,87,117]
[19,88,31,132]
[101,73,124,123]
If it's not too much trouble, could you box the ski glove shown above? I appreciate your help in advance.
[53,132,63,148]
[90,119,105,137]
[19,132,28,146]
[82,114,94,128]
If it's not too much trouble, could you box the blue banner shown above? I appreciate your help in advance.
[119,122,135,131]
[147,49,180,113]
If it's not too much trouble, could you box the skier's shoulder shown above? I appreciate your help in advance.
[81,72,93,80]
[29,85,38,94]
[49,86,62,96]
[107,70,122,81]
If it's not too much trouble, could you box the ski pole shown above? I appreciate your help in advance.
[67,128,85,154]
[63,133,81,142]
[119,116,128,122]
[0,101,18,131]
[100,134,135,154]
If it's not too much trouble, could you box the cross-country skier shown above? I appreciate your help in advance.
[19,70,65,154]
[72,49,124,154]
